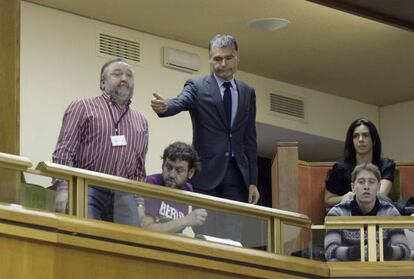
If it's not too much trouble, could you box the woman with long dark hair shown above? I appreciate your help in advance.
[324,118,395,206]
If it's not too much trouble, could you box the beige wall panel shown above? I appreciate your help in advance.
[380,100,414,161]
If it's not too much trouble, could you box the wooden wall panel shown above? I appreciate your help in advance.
[0,219,325,279]
[0,0,20,203]
[398,166,414,200]
[0,235,55,279]
[299,165,331,224]
[272,143,299,212]
[55,246,253,279]
[0,204,329,279]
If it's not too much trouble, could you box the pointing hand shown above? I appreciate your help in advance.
[151,93,168,114]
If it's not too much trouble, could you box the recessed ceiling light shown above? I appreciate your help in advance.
[247,17,290,32]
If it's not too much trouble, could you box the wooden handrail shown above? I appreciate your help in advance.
[0,152,32,170]
[35,160,311,225]
[325,215,414,227]
[322,216,414,263]
[2,152,414,274]
[35,159,312,255]
[298,160,334,167]
[299,160,414,167]
[0,152,315,257]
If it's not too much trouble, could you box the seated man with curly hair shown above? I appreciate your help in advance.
[138,142,207,233]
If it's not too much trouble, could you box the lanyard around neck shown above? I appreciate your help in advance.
[105,100,129,135]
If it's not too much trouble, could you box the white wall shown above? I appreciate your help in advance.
[20,2,380,185]
[238,71,379,140]
[380,100,414,161]
[21,2,205,181]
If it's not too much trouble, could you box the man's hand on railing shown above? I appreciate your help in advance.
[248,184,260,205]
[54,190,68,213]
[184,209,208,227]
[53,179,69,213]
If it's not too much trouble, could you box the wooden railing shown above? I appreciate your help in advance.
[2,151,414,278]
[313,217,414,278]
[0,151,311,255]
[273,142,414,224]
[322,216,414,262]
[0,202,328,279]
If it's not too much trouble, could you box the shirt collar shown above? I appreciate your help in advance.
[102,91,111,101]
[213,73,236,89]
[350,197,380,216]
[102,91,131,108]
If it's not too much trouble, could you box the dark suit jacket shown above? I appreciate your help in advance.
[159,73,257,191]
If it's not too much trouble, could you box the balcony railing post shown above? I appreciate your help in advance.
[367,224,377,262]
[379,226,384,262]
[74,177,87,218]
[360,227,365,262]
[272,217,282,254]
[68,178,75,215]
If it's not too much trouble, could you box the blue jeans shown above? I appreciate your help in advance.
[88,187,139,226]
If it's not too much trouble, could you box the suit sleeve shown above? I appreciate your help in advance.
[135,117,148,181]
[159,79,198,117]
[244,88,258,185]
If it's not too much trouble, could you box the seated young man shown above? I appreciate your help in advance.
[325,163,410,262]
[138,142,208,233]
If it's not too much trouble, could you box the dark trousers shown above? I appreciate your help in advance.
[194,158,247,242]
[88,187,139,226]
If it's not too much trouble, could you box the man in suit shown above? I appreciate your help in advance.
[151,34,259,241]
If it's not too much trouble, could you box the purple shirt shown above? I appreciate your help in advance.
[145,173,193,191]
[144,174,193,223]
[53,93,148,191]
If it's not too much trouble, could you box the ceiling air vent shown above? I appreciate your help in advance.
[270,93,305,120]
[97,32,141,64]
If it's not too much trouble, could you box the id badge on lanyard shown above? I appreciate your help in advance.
[106,99,130,147]
[111,135,127,146]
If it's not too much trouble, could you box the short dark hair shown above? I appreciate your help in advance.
[344,118,382,164]
[99,58,129,90]
[162,142,201,174]
[351,162,381,183]
[208,34,238,56]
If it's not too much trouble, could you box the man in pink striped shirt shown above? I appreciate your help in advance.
[52,58,148,226]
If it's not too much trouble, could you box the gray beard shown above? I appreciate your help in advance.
[108,85,133,103]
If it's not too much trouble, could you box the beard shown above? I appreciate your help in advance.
[106,83,134,103]
[164,179,178,188]
[164,177,187,189]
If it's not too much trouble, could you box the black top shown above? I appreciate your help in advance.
[350,197,381,216]
[325,157,395,196]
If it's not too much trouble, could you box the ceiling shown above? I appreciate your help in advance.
[23,0,414,160]
[26,0,414,107]
[309,0,414,32]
